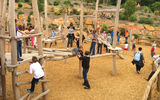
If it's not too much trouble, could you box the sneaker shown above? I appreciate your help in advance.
[27,89,33,93]
[137,71,140,74]
[82,83,85,86]
[18,58,23,61]
[84,86,90,89]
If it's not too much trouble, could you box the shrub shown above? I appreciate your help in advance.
[151,2,160,12]
[48,2,52,5]
[48,24,58,30]
[124,0,137,19]
[27,16,31,23]
[119,13,126,20]
[71,9,80,15]
[138,17,153,25]
[18,2,23,8]
[100,24,108,33]
[128,15,137,22]
[29,11,33,15]
[73,2,79,5]
[24,0,30,2]
[54,10,61,15]
[18,11,24,15]
[154,10,159,15]
[54,0,60,6]
[143,6,152,13]
[38,0,44,12]
[120,28,125,36]
[132,34,139,39]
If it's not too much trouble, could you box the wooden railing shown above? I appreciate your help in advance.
[142,66,160,100]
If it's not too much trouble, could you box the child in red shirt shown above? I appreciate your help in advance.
[151,46,154,57]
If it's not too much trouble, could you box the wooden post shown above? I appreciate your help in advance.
[95,0,99,29]
[79,1,84,78]
[158,73,160,91]
[128,29,133,51]
[112,0,121,75]
[0,0,7,99]
[32,0,48,100]
[9,0,20,100]
[64,13,68,48]
[44,0,48,38]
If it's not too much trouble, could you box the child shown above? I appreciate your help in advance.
[123,41,128,54]
[151,46,154,57]
[27,56,44,93]
[89,30,97,55]
[132,47,145,74]
[97,38,102,54]
[78,51,90,89]
[132,41,136,56]
[152,41,156,52]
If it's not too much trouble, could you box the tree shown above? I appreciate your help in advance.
[124,0,137,19]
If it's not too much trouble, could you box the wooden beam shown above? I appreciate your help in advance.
[112,0,121,75]
[95,0,99,29]
[90,53,116,58]
[0,35,11,39]
[31,89,50,100]
[44,0,48,38]
[18,93,30,100]
[16,71,27,76]
[68,15,95,18]
[8,0,20,99]
[16,80,49,86]
[98,8,124,12]
[15,33,42,39]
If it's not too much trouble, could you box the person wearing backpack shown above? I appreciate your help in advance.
[132,47,145,74]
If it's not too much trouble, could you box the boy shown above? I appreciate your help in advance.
[78,51,90,89]
[89,30,97,55]
[132,47,145,74]
[151,46,155,57]
[27,56,44,93]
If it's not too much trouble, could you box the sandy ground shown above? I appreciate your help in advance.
[1,40,160,100]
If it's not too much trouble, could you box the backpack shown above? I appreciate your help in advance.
[134,52,141,61]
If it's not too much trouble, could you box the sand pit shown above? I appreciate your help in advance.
[1,40,160,100]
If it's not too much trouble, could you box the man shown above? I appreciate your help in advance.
[67,23,75,49]
[72,46,83,56]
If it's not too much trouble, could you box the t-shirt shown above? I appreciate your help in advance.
[106,36,112,44]
[125,44,128,49]
[132,44,136,49]
[92,34,97,42]
[16,31,23,40]
[125,32,129,37]
[151,47,154,53]
[79,56,90,69]
[29,62,44,79]
[52,31,56,37]
[68,27,75,35]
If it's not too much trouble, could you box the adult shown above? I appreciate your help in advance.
[51,30,56,37]
[89,30,97,55]
[67,23,75,49]
[132,47,145,74]
[117,31,120,45]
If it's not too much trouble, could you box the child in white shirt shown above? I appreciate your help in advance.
[27,56,44,93]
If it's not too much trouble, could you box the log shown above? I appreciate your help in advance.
[98,8,124,12]
[31,89,50,100]
[15,33,42,39]
[18,93,30,100]
[112,0,121,75]
[0,35,11,39]
[95,0,99,29]
[16,80,49,86]
[157,71,160,91]
[16,71,27,76]
[90,53,116,58]
[9,0,20,99]
[44,0,48,38]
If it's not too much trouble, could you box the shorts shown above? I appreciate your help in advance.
[124,48,128,50]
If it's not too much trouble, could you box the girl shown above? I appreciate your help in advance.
[123,41,128,54]
[27,56,44,93]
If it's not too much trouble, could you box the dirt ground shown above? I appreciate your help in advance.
[1,40,160,100]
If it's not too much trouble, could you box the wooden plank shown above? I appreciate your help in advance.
[16,71,27,76]
[15,33,42,39]
[16,80,49,86]
[158,72,160,91]
[31,89,50,100]
[98,8,124,12]
[0,35,11,39]
[90,53,116,58]
[95,0,99,29]
[44,0,48,38]
[18,93,30,100]
[112,0,121,75]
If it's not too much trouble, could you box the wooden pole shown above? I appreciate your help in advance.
[128,29,133,51]
[112,0,121,75]
[64,13,68,48]
[95,0,99,29]
[32,0,48,100]
[44,0,48,38]
[9,0,20,99]
[79,1,84,78]
[158,73,160,91]
[0,0,7,99]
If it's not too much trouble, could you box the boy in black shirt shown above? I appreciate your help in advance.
[78,51,90,89]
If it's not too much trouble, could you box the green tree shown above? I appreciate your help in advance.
[151,2,160,12]
[124,0,137,19]
[38,0,44,12]
[101,24,108,33]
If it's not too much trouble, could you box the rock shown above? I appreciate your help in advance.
[85,18,93,25]
[144,25,155,31]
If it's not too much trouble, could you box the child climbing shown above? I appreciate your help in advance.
[78,51,90,89]
[27,56,44,93]
[89,30,97,55]
[132,47,145,74]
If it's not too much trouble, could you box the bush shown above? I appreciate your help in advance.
[27,16,31,23]
[120,28,125,36]
[132,34,139,39]
[138,17,153,25]
[29,11,33,15]
[128,15,137,22]
[48,2,52,5]
[54,0,60,6]
[154,10,159,15]
[38,0,44,12]
[18,2,23,8]
[73,2,79,5]
[124,0,137,19]
[143,6,152,13]
[18,11,24,15]
[71,9,80,15]
[151,2,160,12]
[48,24,58,30]
[100,24,108,33]
[54,10,61,15]
[119,13,126,20]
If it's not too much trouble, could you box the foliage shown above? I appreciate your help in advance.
[109,0,126,5]
[18,11,24,15]
[132,34,139,39]
[64,0,73,7]
[38,0,44,12]
[29,11,33,15]
[120,28,125,36]
[138,17,153,25]
[73,2,79,6]
[18,2,23,8]
[70,9,80,15]
[143,6,152,13]
[100,24,108,33]
[128,15,137,22]
[48,24,58,30]
[124,0,137,19]
[27,16,31,23]
[119,13,127,20]
[151,2,160,12]
[48,2,52,5]
[140,0,159,6]
[54,0,60,6]
[154,10,159,15]
[54,10,62,15]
